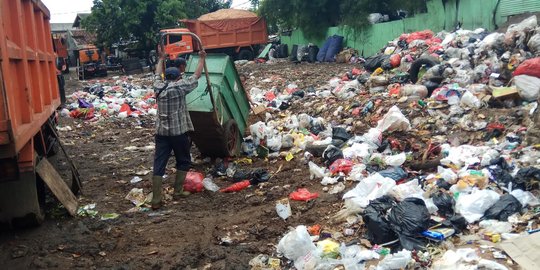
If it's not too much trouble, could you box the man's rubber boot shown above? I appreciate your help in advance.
[151,176,163,210]
[173,170,191,199]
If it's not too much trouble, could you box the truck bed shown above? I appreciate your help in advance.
[181,17,268,50]
[0,0,60,159]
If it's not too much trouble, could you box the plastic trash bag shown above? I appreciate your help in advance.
[388,198,430,250]
[460,91,482,109]
[384,152,406,167]
[329,159,354,175]
[527,33,540,53]
[376,106,411,133]
[340,244,379,270]
[290,188,319,201]
[455,189,500,223]
[342,143,372,161]
[363,195,398,244]
[276,198,292,220]
[400,84,428,99]
[343,173,396,208]
[479,220,512,234]
[277,226,321,270]
[514,75,540,101]
[309,161,327,180]
[363,128,383,147]
[432,191,455,217]
[183,171,204,193]
[375,249,412,270]
[483,194,522,221]
[322,145,344,166]
[389,179,424,201]
[514,167,540,190]
[378,166,407,181]
[510,189,540,207]
[513,57,540,78]
[332,127,352,142]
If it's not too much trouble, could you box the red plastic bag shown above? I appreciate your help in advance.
[119,103,132,116]
[219,180,251,193]
[70,108,95,120]
[329,159,354,175]
[388,84,401,96]
[400,30,434,44]
[352,68,362,76]
[289,188,319,201]
[183,171,204,193]
[513,57,540,78]
[264,91,276,101]
[390,54,401,68]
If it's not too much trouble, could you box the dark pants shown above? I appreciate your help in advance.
[153,134,191,176]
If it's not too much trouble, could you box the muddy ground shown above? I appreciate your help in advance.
[0,62,524,269]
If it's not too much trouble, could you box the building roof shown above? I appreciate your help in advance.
[73,13,91,28]
[51,23,73,33]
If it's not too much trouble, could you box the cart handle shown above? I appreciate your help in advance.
[159,32,216,111]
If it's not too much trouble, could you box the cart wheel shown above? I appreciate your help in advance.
[223,119,240,157]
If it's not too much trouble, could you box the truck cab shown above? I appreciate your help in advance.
[159,28,194,60]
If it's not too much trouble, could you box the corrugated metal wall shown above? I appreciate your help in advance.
[499,0,540,17]
[280,0,531,57]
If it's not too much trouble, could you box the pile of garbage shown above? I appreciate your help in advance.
[60,75,157,121]
[244,16,540,269]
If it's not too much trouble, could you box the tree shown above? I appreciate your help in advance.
[259,0,428,38]
[82,0,231,51]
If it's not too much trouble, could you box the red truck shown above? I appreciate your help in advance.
[160,9,268,61]
[0,0,71,227]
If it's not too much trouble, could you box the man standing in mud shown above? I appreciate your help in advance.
[151,51,206,209]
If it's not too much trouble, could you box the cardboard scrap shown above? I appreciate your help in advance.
[499,233,540,270]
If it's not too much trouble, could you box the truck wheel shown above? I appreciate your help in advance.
[222,119,241,157]
[238,49,254,61]
[278,44,289,58]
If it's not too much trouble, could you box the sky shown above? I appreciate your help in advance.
[42,0,251,23]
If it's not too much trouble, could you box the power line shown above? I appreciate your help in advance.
[52,10,91,15]
[231,0,251,8]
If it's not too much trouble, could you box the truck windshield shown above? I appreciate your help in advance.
[169,35,182,44]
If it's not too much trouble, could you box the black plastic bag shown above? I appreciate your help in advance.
[483,194,522,221]
[357,73,370,84]
[514,167,540,190]
[332,127,352,142]
[378,167,407,181]
[388,198,430,250]
[322,145,343,166]
[364,54,390,71]
[363,196,398,244]
[432,192,455,217]
[442,215,468,233]
[436,179,452,190]
[488,165,514,188]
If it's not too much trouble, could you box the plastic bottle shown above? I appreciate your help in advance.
[202,176,219,192]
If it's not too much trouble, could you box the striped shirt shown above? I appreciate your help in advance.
[153,76,198,136]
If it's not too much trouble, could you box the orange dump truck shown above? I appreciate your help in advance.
[161,9,268,61]
[0,0,65,226]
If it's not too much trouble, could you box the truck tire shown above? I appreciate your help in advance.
[238,49,254,61]
[222,119,241,157]
[409,57,439,83]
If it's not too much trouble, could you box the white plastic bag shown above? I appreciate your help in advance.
[343,173,396,208]
[455,189,500,223]
[343,143,372,161]
[438,166,458,184]
[349,164,367,182]
[376,106,411,132]
[376,249,412,270]
[266,134,282,152]
[400,84,428,99]
[510,189,540,207]
[528,33,540,53]
[460,91,482,109]
[275,199,292,220]
[363,128,383,147]
[384,152,406,167]
[277,226,320,270]
[389,179,424,201]
[515,75,540,101]
[250,121,267,141]
[340,244,379,270]
[479,219,512,234]
[309,161,327,180]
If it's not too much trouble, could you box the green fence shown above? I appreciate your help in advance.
[280,0,523,57]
